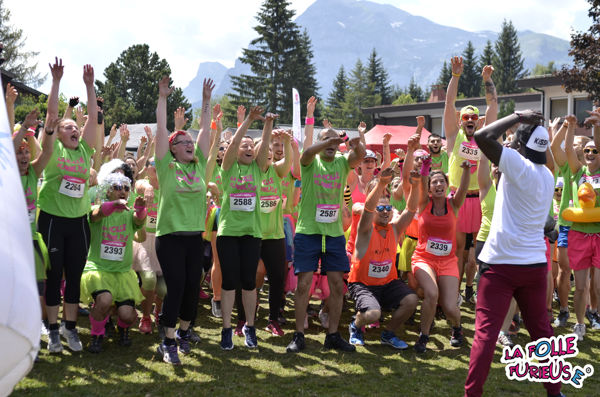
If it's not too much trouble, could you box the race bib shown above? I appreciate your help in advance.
[585,174,600,190]
[260,195,280,213]
[426,237,452,256]
[368,260,392,279]
[59,175,85,198]
[459,141,480,162]
[316,204,339,223]
[28,208,36,224]
[146,215,157,228]
[230,192,256,212]
[100,240,125,261]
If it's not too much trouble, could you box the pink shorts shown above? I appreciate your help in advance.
[568,230,600,271]
[545,238,551,272]
[457,195,482,234]
[411,252,459,278]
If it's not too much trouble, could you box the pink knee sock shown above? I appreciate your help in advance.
[90,314,108,336]
[117,318,131,329]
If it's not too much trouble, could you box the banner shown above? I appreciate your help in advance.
[292,88,301,144]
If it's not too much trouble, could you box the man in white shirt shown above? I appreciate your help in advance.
[464,110,563,397]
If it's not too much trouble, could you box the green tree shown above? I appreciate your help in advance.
[392,93,416,105]
[229,0,319,123]
[367,48,392,105]
[559,0,600,101]
[498,99,516,119]
[492,20,526,94]
[530,61,557,76]
[325,65,348,126]
[95,44,191,133]
[339,59,379,128]
[479,40,495,69]
[407,76,426,103]
[0,0,44,86]
[14,93,68,125]
[458,41,480,98]
[437,61,452,87]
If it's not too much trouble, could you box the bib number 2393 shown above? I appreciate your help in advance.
[230,193,256,212]
[426,238,452,256]
[100,241,125,261]
[59,175,85,198]
[316,204,339,223]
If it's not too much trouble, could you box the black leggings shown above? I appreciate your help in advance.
[155,233,205,328]
[38,210,90,306]
[216,235,261,291]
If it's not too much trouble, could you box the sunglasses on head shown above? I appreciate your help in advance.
[376,205,393,212]
[462,114,479,121]
[112,184,130,192]
[584,148,599,154]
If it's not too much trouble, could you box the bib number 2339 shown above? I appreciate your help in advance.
[230,193,256,212]
[316,204,339,223]
[426,238,452,256]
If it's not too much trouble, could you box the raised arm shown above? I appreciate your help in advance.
[63,96,79,120]
[382,133,392,170]
[393,170,421,238]
[5,82,18,131]
[13,109,40,153]
[256,113,277,172]
[450,161,472,212]
[290,134,301,179]
[116,124,129,159]
[155,76,174,160]
[205,109,223,183]
[92,112,104,171]
[174,106,188,131]
[196,79,215,158]
[549,117,567,167]
[357,121,368,148]
[303,96,316,148]
[564,114,582,174]
[300,136,343,166]
[274,130,293,178]
[32,116,59,177]
[82,65,98,147]
[222,106,263,171]
[347,136,367,169]
[482,65,498,125]
[47,58,63,121]
[443,56,463,152]
[584,109,600,150]
[402,133,420,196]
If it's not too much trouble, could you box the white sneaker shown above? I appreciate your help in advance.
[457,294,464,307]
[48,329,63,353]
[60,324,83,352]
[573,323,586,341]
[41,322,49,336]
[319,310,329,329]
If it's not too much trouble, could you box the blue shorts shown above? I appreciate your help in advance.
[283,216,295,263]
[557,225,570,248]
[293,233,350,275]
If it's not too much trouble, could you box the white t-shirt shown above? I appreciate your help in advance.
[478,148,553,265]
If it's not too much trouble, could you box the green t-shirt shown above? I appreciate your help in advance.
[296,153,350,237]
[390,196,406,213]
[477,182,496,242]
[85,205,142,272]
[155,145,207,236]
[556,164,573,227]
[21,165,38,235]
[217,160,263,238]
[570,165,600,234]
[145,186,159,234]
[281,173,297,215]
[259,165,284,240]
[430,150,449,174]
[38,139,93,218]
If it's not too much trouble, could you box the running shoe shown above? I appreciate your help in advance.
[381,330,408,350]
[211,298,222,318]
[153,308,161,325]
[189,329,202,344]
[450,326,464,347]
[497,331,514,348]
[573,323,586,341]
[220,327,234,350]
[349,321,365,346]
[78,306,90,316]
[139,316,152,334]
[286,332,306,353]
[464,286,476,305]
[88,335,103,353]
[41,322,49,336]
[242,324,258,348]
[277,308,287,325]
[234,320,244,337]
[414,333,429,353]
[118,326,132,347]
[324,332,356,352]
[61,326,83,352]
[105,317,116,337]
[591,312,600,330]
[48,329,63,353]
[554,310,569,327]
[198,289,210,300]
[319,309,329,329]
[266,320,285,336]
[176,329,191,354]
[157,343,181,365]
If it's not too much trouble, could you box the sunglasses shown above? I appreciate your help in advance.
[584,148,599,154]
[462,114,479,121]
[376,205,393,212]
[219,146,226,151]
[173,140,194,146]
[147,160,155,167]
[112,184,130,192]
[555,187,562,193]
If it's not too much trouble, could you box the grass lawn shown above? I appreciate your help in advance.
[13,288,600,397]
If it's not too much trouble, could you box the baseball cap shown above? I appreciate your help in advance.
[364,149,377,160]
[460,105,480,118]
[516,125,549,165]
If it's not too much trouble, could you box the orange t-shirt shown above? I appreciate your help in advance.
[414,199,457,261]
[349,223,398,286]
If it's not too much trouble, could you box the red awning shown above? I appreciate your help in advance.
[364,124,441,155]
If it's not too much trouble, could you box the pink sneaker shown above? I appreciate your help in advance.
[234,320,244,336]
[266,320,285,336]
[198,289,210,300]
[368,321,380,329]
[139,316,152,334]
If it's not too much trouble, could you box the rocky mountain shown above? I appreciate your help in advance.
[184,0,571,106]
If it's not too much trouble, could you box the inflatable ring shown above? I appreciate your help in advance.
[561,182,600,222]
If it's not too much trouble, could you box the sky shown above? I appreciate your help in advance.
[3,0,592,98]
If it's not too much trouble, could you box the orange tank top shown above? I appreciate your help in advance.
[414,199,456,260]
[349,223,398,286]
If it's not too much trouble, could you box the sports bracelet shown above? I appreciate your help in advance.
[305,117,315,125]
[363,206,375,213]
[452,73,461,77]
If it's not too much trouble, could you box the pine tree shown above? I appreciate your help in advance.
[367,48,392,105]
[407,76,425,103]
[229,0,318,123]
[492,20,526,94]
[437,61,452,86]
[479,40,495,69]
[325,65,348,126]
[340,59,379,128]
[458,41,481,98]
[0,0,44,86]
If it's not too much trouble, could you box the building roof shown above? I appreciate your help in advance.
[516,74,563,89]
[1,69,45,98]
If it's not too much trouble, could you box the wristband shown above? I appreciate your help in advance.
[452,72,461,77]
[237,122,242,127]
[45,129,55,136]
[101,201,118,217]
[211,120,217,130]
[134,205,147,219]
[25,128,35,137]
[420,157,432,176]
[339,131,349,142]
[363,206,375,213]
[305,117,314,125]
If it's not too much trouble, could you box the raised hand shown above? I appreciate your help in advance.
[69,96,80,107]
[265,113,279,122]
[174,106,188,130]
[395,148,406,160]
[75,107,85,127]
[481,65,494,81]
[548,117,561,134]
[416,116,425,130]
[450,56,463,76]
[358,121,367,134]
[306,96,317,116]
[248,106,264,121]
[140,135,148,147]
[407,134,421,151]
[45,116,61,133]
[203,78,215,100]
[383,132,392,145]
[143,125,153,141]
[143,185,155,203]
[212,104,223,121]
[119,124,130,141]
[584,110,600,127]
[108,124,117,139]
[460,160,472,169]
[134,195,147,209]
[23,109,41,129]
[379,167,394,184]
[5,82,18,104]
[49,57,64,81]
[158,76,174,97]
[237,105,246,124]
[515,110,544,125]
[82,64,94,86]
[409,169,422,185]
[347,136,362,150]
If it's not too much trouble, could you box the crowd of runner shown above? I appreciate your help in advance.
[10,56,600,397]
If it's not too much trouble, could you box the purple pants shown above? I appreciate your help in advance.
[464,264,561,397]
